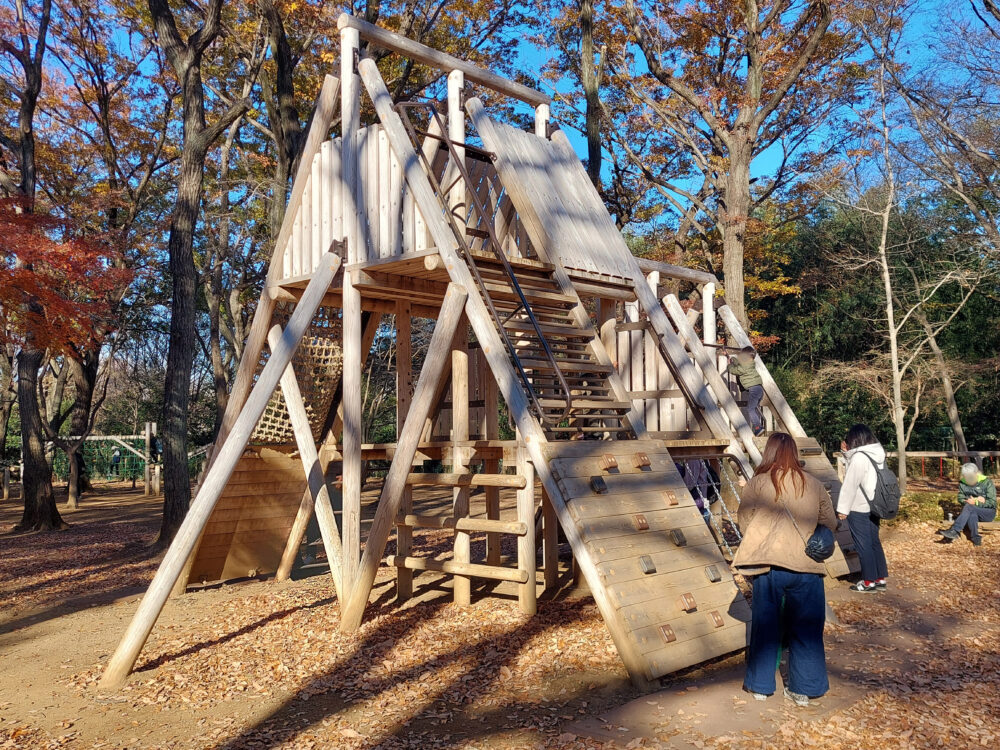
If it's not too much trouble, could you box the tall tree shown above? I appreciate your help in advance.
[621,0,853,327]
[145,0,253,544]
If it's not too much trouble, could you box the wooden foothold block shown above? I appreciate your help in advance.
[705,565,721,583]
[633,513,649,531]
[633,452,651,469]
[710,610,724,628]
[664,490,678,506]
[678,592,697,612]
[590,476,608,495]
[659,624,677,643]
[669,528,687,547]
[601,454,619,471]
[639,554,656,574]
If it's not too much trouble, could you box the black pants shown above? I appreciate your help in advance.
[847,511,888,582]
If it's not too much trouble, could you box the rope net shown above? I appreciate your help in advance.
[250,303,344,445]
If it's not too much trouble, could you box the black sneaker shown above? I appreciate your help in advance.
[850,581,879,593]
[940,528,959,541]
[874,580,887,591]
[972,537,983,547]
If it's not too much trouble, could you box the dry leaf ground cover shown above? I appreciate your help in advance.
[1,481,998,749]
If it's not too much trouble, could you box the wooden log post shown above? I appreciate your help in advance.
[718,304,807,438]
[341,25,363,595]
[395,301,415,602]
[541,486,558,591]
[339,284,468,632]
[483,357,501,566]
[516,442,537,615]
[153,465,161,496]
[143,422,152,496]
[2,468,8,501]
[266,327,346,599]
[100,253,341,689]
[664,295,762,465]
[451,319,472,606]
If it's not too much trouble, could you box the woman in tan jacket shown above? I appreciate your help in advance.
[731,432,837,706]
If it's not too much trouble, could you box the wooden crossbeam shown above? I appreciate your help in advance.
[266,326,346,600]
[339,283,469,631]
[664,295,762,465]
[100,252,342,689]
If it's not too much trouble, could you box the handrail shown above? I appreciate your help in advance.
[393,101,575,427]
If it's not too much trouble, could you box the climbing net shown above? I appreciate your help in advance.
[250,303,344,445]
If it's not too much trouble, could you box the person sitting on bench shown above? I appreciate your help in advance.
[939,463,996,547]
[726,346,765,436]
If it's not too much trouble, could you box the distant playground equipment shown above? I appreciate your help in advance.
[101,16,861,690]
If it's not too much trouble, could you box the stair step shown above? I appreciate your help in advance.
[467,248,554,273]
[539,398,631,410]
[520,359,613,374]
[544,425,624,433]
[504,320,592,339]
[485,288,576,310]
[473,265,561,289]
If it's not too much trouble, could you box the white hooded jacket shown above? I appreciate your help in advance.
[837,442,887,515]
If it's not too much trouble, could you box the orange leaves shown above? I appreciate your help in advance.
[0,198,131,353]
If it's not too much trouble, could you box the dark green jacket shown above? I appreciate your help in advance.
[958,475,997,510]
[725,358,763,389]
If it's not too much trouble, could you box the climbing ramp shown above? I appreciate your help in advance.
[547,441,750,679]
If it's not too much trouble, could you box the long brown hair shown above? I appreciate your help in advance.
[754,432,806,500]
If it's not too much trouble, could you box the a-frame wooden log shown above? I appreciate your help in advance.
[173,74,342,596]
[266,326,345,601]
[345,60,653,689]
[339,282,468,627]
[718,304,807,438]
[664,295,762,464]
[275,311,382,582]
[100,252,342,689]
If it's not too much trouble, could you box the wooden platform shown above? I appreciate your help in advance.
[545,440,750,682]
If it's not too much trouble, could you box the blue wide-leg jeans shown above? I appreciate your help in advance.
[744,567,829,698]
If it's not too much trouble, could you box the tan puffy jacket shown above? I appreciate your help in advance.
[730,470,838,577]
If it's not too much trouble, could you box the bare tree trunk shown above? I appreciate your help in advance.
[914,308,968,454]
[0,347,15,462]
[16,349,64,530]
[147,0,250,545]
[65,354,98,508]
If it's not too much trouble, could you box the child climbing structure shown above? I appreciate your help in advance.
[101,15,858,690]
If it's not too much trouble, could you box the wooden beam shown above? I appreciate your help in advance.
[483,357,501,566]
[664,295,762,465]
[541,487,558,590]
[339,283,468,631]
[386,555,528,583]
[338,14,549,107]
[635,257,718,286]
[395,514,527,535]
[266,327,346,598]
[405,472,525,488]
[100,253,341,689]
[395,301,414,602]
[516,443,536,615]
[718,304,807,438]
[451,320,471,607]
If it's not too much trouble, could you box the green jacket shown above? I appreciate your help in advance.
[726,358,763,389]
[958,475,997,510]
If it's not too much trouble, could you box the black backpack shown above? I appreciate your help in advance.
[859,452,901,520]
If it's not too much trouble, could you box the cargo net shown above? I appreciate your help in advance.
[250,303,344,445]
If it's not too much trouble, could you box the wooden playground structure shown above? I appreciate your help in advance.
[101,16,859,690]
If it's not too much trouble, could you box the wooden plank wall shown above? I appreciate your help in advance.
[611,309,694,434]
[187,449,308,585]
[276,125,543,281]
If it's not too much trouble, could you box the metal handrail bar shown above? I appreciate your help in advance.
[393,101,575,427]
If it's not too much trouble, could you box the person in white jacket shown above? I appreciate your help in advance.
[837,424,889,593]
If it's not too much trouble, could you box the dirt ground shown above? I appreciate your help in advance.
[1,481,998,749]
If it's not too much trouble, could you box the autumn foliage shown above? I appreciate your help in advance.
[0,198,129,354]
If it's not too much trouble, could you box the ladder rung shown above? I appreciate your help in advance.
[520,359,613,373]
[538,398,630,410]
